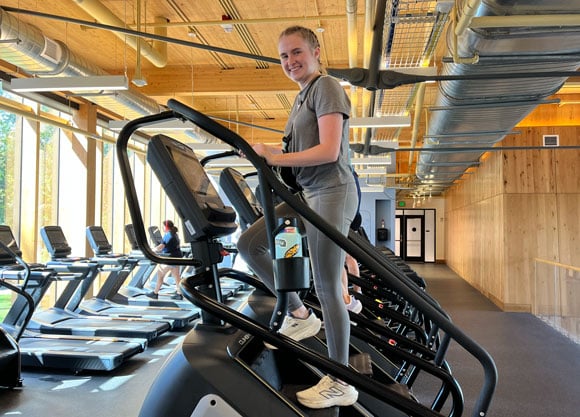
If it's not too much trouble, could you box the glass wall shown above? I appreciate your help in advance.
[0,89,176,308]
[0,94,21,236]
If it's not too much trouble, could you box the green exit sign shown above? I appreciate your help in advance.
[398,201,406,207]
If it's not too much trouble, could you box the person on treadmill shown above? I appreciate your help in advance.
[237,26,359,409]
[146,220,183,300]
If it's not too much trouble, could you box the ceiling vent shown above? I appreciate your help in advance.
[40,37,63,64]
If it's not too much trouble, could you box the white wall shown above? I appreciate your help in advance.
[396,196,446,261]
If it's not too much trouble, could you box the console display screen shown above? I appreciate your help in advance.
[147,134,238,240]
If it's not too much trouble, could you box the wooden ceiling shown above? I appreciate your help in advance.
[0,1,375,141]
[0,1,578,194]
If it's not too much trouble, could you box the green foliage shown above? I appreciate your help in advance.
[0,110,17,224]
[0,292,11,322]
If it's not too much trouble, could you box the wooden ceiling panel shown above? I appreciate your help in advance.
[1,1,577,198]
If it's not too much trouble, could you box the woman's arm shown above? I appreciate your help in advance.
[254,113,343,167]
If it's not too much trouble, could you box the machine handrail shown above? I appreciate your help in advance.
[116,101,497,417]
[181,272,450,417]
[0,240,35,341]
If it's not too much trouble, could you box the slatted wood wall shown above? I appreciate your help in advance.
[444,126,580,312]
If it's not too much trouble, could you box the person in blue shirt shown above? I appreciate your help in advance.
[147,220,183,300]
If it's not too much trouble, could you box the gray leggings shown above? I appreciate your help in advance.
[237,182,358,365]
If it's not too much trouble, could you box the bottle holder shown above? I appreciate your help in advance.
[273,256,310,292]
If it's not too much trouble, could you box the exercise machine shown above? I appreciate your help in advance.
[116,100,497,417]
[0,226,143,372]
[82,225,199,328]
[25,226,171,342]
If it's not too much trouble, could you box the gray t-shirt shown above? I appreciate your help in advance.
[283,75,353,191]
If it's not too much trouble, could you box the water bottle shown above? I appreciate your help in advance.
[275,218,302,259]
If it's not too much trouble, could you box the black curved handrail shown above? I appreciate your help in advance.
[115,111,203,270]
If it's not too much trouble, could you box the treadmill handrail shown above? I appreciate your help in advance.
[0,240,35,341]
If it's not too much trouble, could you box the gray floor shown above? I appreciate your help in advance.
[1,263,579,417]
[411,263,580,417]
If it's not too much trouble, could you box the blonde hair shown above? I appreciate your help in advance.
[279,26,320,50]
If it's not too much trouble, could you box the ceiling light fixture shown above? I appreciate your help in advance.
[351,156,392,165]
[354,168,386,175]
[108,119,196,131]
[349,115,411,128]
[11,75,129,92]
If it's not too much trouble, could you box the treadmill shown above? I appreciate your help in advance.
[116,101,497,417]
[123,224,158,291]
[109,224,202,309]
[0,226,144,372]
[147,225,233,296]
[24,226,171,342]
[79,225,199,328]
[150,224,241,300]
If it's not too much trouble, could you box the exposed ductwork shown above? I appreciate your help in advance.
[71,0,168,68]
[0,6,163,120]
[415,0,580,195]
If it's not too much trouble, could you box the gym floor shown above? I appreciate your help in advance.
[1,263,579,417]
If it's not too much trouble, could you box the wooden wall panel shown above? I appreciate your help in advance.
[554,128,580,193]
[480,196,504,303]
[445,124,578,312]
[557,194,580,267]
[503,194,559,310]
[445,191,504,305]
[502,131,556,194]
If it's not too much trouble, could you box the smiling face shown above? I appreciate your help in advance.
[278,31,321,89]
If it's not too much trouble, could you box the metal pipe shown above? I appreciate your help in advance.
[408,82,426,168]
[470,14,580,29]
[454,0,483,36]
[72,0,167,68]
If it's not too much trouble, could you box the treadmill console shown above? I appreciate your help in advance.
[40,226,73,259]
[86,226,114,256]
[0,226,22,264]
[124,224,140,251]
[147,134,237,242]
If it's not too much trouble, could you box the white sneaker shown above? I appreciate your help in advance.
[296,375,358,409]
[265,310,321,349]
[345,296,363,314]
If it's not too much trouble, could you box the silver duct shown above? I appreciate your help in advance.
[0,7,162,120]
[416,0,580,194]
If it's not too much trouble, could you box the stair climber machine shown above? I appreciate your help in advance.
[217,166,440,385]
[116,99,498,417]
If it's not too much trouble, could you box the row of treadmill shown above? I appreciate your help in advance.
[0,218,257,384]
[113,100,498,417]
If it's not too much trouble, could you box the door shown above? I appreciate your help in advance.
[404,216,424,262]
[394,216,402,257]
